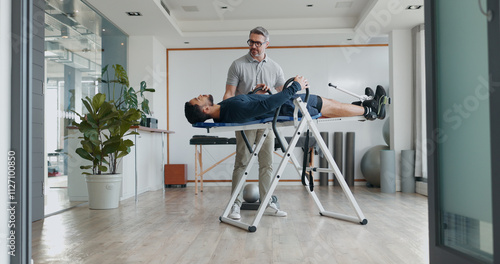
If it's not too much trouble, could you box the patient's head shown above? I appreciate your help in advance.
[184,94,214,124]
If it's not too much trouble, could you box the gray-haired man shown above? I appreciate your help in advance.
[223,26,286,219]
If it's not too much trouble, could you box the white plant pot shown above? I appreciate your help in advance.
[85,173,122,209]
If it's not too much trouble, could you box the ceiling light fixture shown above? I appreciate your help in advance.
[335,2,353,8]
[126,11,142,16]
[406,5,422,10]
[182,6,199,12]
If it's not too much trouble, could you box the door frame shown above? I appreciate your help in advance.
[487,0,500,262]
[425,0,500,263]
[11,0,33,263]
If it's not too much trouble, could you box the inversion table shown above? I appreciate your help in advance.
[192,88,368,232]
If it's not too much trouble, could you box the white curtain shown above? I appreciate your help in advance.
[413,24,427,179]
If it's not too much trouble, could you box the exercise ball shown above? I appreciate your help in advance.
[360,145,389,187]
[383,118,390,146]
[243,184,259,203]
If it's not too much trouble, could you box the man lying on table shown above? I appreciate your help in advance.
[184,75,389,124]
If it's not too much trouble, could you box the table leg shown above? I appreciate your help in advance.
[135,128,138,203]
[162,132,165,195]
[199,147,203,193]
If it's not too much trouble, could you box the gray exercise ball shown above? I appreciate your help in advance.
[383,118,390,146]
[360,145,389,187]
[243,184,259,203]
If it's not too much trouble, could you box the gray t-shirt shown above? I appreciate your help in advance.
[226,52,285,95]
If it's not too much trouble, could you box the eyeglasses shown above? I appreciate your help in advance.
[247,40,266,47]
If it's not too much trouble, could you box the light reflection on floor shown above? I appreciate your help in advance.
[45,175,85,216]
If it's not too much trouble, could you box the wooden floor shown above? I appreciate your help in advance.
[32,185,429,264]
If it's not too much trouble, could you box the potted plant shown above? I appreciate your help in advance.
[73,93,140,209]
[100,64,155,124]
[72,65,154,209]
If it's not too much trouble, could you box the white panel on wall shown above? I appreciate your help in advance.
[168,46,389,185]
[152,37,167,130]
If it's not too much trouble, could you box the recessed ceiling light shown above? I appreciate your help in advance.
[335,2,353,8]
[184,42,190,44]
[182,6,199,12]
[126,11,142,16]
[406,5,422,10]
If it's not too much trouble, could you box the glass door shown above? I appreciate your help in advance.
[426,0,497,262]
[43,0,127,215]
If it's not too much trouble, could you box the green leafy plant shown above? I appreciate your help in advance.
[99,64,155,123]
[72,93,141,175]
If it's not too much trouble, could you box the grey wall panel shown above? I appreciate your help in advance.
[32,91,44,109]
[32,0,45,222]
[33,64,43,82]
[32,48,44,67]
[32,35,44,52]
[31,198,44,223]
[32,108,43,123]
[33,0,45,8]
[32,153,44,168]
[32,181,43,197]
[32,123,43,138]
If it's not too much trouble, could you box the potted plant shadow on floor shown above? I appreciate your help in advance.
[72,65,154,209]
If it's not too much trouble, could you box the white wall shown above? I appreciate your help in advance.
[1,0,11,261]
[168,46,390,185]
[128,36,167,130]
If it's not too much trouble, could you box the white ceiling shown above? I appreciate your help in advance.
[84,0,424,48]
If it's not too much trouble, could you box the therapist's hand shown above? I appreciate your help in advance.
[253,83,270,94]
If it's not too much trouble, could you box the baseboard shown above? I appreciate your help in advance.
[416,181,428,196]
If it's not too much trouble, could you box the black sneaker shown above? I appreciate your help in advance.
[352,87,375,106]
[365,87,374,98]
[374,85,390,120]
[362,98,377,109]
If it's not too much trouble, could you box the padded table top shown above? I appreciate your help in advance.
[189,135,236,145]
[192,114,322,129]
